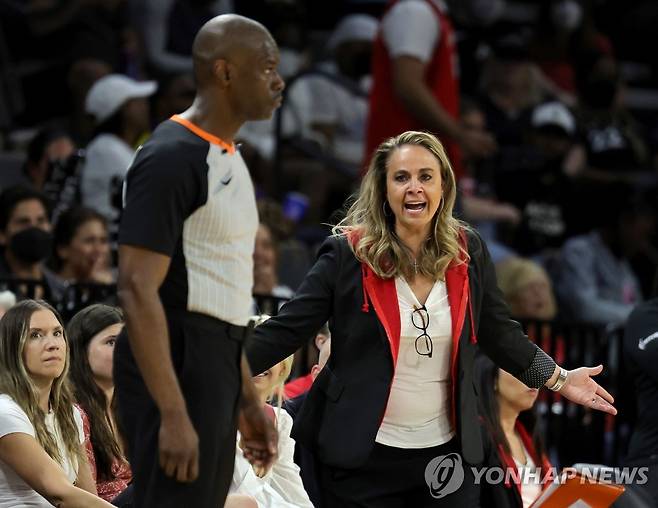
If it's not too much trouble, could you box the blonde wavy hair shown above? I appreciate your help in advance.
[495,257,557,320]
[0,300,83,469]
[333,131,468,279]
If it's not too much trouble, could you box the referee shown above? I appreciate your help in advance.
[113,15,285,507]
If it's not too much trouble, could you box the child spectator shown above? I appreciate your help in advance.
[67,304,131,503]
[0,299,112,507]
[283,337,331,508]
[53,207,113,284]
[230,317,313,507]
[284,325,330,399]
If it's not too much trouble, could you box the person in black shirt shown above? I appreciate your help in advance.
[623,290,658,507]
[0,186,65,304]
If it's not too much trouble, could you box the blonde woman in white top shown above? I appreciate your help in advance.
[0,300,113,507]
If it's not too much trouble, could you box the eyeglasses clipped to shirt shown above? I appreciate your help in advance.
[412,305,433,358]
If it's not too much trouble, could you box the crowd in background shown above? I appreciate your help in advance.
[0,0,657,506]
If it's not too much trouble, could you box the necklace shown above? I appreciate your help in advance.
[413,258,419,274]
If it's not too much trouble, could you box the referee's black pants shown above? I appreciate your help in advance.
[114,309,243,508]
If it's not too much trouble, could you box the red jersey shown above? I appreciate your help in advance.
[365,0,463,178]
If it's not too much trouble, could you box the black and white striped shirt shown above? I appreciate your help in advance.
[120,115,258,326]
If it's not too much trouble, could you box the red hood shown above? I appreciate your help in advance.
[347,228,474,427]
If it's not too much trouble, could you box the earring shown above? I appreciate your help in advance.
[382,201,391,217]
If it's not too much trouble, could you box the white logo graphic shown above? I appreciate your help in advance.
[638,331,658,351]
[424,453,465,499]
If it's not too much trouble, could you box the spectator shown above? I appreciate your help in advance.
[496,101,579,257]
[19,126,84,226]
[553,186,655,326]
[253,223,294,314]
[496,257,557,322]
[138,0,233,76]
[283,337,331,508]
[496,255,565,407]
[479,35,542,148]
[230,316,313,508]
[82,74,157,222]
[255,198,311,292]
[474,354,553,508]
[67,58,112,144]
[284,325,330,399]
[575,52,652,179]
[53,207,113,284]
[365,0,497,178]
[67,304,131,503]
[456,98,521,245]
[152,73,196,125]
[0,299,113,507]
[0,186,65,302]
[22,126,77,192]
[286,13,378,172]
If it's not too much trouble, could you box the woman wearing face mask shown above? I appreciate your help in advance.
[0,186,65,302]
[0,299,114,507]
[67,304,131,503]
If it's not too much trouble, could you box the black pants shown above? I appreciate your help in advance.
[319,438,481,507]
[113,310,243,508]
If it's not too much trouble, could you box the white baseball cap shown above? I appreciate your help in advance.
[531,101,575,136]
[85,74,157,123]
[327,14,378,52]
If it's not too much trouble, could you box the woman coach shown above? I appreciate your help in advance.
[246,131,616,507]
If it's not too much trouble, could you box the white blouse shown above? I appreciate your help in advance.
[376,278,454,448]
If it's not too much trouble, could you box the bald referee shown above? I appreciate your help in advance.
[113,15,285,507]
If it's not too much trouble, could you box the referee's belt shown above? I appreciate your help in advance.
[218,319,250,342]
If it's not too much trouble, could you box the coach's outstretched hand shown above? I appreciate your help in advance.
[559,365,618,415]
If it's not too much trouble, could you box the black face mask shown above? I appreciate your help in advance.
[584,78,618,109]
[9,227,53,264]
[351,52,372,80]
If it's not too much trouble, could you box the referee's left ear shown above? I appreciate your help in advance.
[213,59,231,87]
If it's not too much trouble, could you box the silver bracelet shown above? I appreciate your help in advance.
[548,367,568,391]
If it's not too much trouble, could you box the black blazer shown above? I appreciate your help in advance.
[246,229,555,469]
